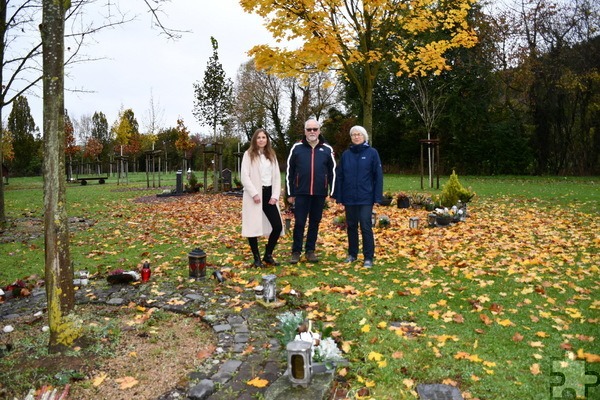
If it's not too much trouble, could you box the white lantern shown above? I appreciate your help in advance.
[409,217,420,229]
[262,274,277,302]
[286,340,313,387]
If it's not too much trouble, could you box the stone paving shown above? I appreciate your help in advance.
[0,274,332,400]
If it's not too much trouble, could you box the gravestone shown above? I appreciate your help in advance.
[222,168,232,191]
[416,383,463,400]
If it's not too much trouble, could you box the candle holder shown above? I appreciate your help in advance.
[427,213,437,227]
[409,217,420,229]
[262,274,277,302]
[188,248,207,280]
[286,340,313,388]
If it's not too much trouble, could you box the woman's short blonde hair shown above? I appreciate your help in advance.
[349,125,368,142]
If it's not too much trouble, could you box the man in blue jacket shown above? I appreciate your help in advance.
[286,119,336,263]
[335,125,383,267]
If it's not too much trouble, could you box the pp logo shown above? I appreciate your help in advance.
[551,359,599,399]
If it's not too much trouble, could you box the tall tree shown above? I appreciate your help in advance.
[240,0,478,144]
[38,0,181,354]
[7,95,39,175]
[91,111,111,161]
[41,0,77,353]
[193,36,233,140]
[490,0,600,174]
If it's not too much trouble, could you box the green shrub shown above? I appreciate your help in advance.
[439,170,473,207]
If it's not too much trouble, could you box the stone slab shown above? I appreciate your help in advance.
[264,371,335,400]
[416,383,463,400]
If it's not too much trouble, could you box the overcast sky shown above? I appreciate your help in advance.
[25,0,276,137]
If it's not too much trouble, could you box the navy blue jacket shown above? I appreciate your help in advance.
[335,143,383,205]
[286,135,336,197]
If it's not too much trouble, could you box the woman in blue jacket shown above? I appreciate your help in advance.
[335,125,383,268]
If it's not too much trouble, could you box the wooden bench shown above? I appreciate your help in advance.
[76,177,108,185]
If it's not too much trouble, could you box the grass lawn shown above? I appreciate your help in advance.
[1,173,599,399]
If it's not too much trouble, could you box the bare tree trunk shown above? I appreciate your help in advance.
[41,0,77,354]
[0,0,7,228]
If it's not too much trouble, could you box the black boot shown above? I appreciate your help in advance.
[253,253,265,268]
[248,237,265,268]
[263,254,280,266]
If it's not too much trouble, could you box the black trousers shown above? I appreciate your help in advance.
[248,186,282,256]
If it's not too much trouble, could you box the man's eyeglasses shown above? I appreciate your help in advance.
[350,133,362,137]
[305,128,319,132]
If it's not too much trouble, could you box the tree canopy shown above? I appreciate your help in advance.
[240,0,478,142]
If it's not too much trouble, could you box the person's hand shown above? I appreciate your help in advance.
[253,195,260,204]
[268,197,277,205]
[288,197,295,204]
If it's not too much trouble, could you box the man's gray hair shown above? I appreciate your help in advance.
[350,125,368,142]
[304,118,321,128]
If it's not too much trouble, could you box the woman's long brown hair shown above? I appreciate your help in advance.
[248,128,277,163]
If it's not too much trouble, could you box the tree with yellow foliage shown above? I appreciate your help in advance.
[240,0,478,143]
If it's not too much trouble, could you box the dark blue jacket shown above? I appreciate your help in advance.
[286,135,336,197]
[335,143,383,205]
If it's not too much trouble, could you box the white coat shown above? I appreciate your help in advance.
[240,151,285,237]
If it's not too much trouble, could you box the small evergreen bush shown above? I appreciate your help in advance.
[439,171,474,207]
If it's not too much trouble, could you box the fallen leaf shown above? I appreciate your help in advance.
[247,377,269,388]
[93,372,108,387]
[402,378,414,388]
[453,314,465,324]
[115,376,138,389]
[530,363,541,375]
[480,314,492,326]
[513,332,524,342]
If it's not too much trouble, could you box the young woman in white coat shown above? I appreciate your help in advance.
[241,128,284,268]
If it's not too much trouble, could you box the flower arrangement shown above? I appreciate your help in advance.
[378,215,391,228]
[433,205,466,225]
[380,191,393,206]
[276,311,344,364]
[396,192,410,208]
[409,192,429,208]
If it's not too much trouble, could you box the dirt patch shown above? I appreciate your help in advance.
[1,304,216,400]
[0,216,96,244]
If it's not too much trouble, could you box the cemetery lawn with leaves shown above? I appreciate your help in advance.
[1,174,599,399]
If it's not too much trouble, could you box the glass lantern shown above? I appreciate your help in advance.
[286,340,313,388]
[409,217,420,229]
[262,274,277,302]
[188,248,206,279]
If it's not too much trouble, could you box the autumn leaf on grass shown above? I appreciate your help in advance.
[115,376,138,389]
[513,332,524,342]
[497,318,514,327]
[530,363,541,375]
[453,313,465,324]
[361,324,371,333]
[247,377,269,388]
[577,348,600,362]
[341,341,352,353]
[479,313,492,325]
[93,372,108,387]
